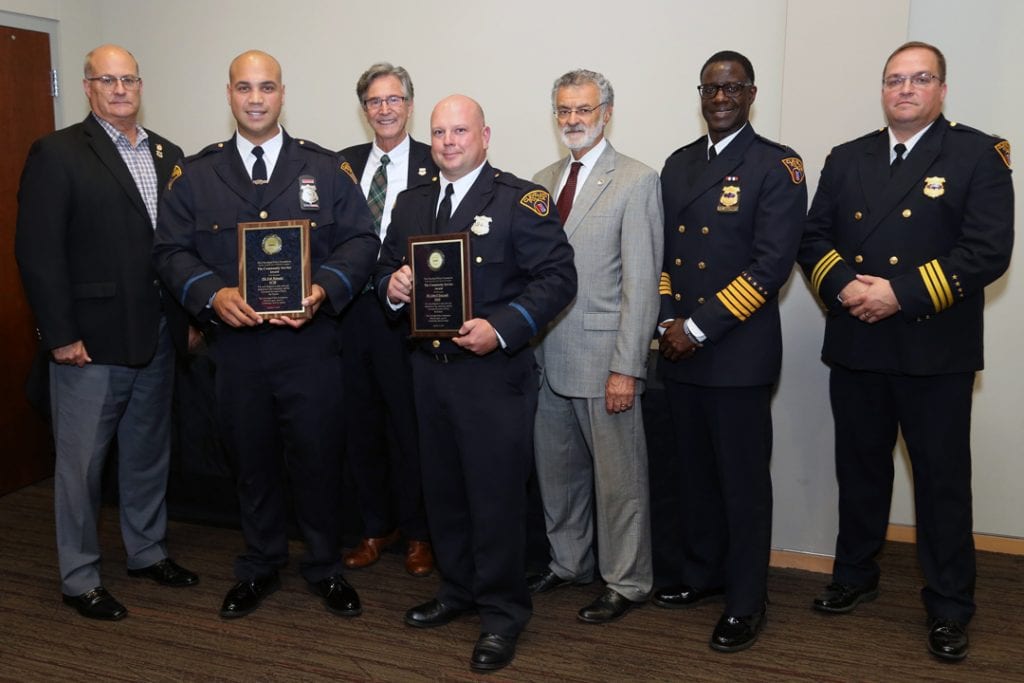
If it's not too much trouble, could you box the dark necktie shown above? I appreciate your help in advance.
[708,144,718,163]
[367,154,390,234]
[435,183,454,233]
[890,143,906,177]
[555,161,583,226]
[252,146,267,184]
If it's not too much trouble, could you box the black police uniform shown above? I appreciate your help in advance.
[154,131,379,583]
[798,115,1013,623]
[658,124,807,615]
[375,162,576,637]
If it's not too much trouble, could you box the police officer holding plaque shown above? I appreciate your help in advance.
[153,50,379,620]
[375,94,576,672]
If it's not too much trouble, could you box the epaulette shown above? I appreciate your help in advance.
[668,136,707,160]
[189,140,230,161]
[946,120,998,139]
[291,138,334,156]
[492,168,532,189]
[854,127,887,143]
[755,134,796,154]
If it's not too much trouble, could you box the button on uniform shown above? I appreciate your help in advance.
[259,210,268,219]
[889,256,899,265]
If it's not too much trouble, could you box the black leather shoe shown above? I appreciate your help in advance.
[470,633,517,672]
[577,588,639,624]
[404,598,471,628]
[311,575,361,617]
[812,581,879,613]
[527,569,580,594]
[62,587,127,621]
[127,558,199,587]
[219,573,280,618]
[653,583,725,609]
[927,618,968,662]
[710,607,766,653]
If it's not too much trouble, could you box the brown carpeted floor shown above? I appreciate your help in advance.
[0,480,1021,682]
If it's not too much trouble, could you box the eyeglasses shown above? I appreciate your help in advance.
[363,95,408,110]
[697,82,752,99]
[883,72,942,89]
[554,103,606,120]
[86,75,142,91]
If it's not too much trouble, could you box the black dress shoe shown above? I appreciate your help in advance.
[927,618,968,662]
[526,569,580,594]
[62,586,127,621]
[577,588,639,624]
[470,633,517,671]
[127,558,199,587]
[812,581,879,613]
[219,573,280,618]
[404,598,471,628]
[710,607,766,653]
[653,583,725,609]
[311,575,361,617]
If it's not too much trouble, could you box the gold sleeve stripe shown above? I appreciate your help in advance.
[717,287,751,321]
[732,276,767,306]
[724,283,759,315]
[659,272,673,296]
[811,250,842,294]
[919,259,953,312]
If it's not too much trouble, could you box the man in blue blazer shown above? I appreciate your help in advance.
[337,63,436,577]
[16,44,198,621]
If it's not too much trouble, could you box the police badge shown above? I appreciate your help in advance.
[718,177,740,213]
[923,176,946,199]
[299,175,320,210]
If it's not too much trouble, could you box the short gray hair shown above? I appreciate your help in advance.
[550,69,614,108]
[356,62,414,104]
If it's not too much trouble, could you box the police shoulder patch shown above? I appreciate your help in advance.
[995,140,1011,169]
[167,164,183,191]
[339,161,358,184]
[781,157,805,184]
[520,189,551,217]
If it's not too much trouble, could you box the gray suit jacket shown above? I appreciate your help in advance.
[533,142,663,398]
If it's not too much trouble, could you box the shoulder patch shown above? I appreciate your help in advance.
[995,140,1011,169]
[519,189,551,217]
[339,161,358,184]
[781,157,805,184]
[167,164,183,191]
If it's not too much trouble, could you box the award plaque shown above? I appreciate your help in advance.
[238,220,312,319]
[408,232,472,337]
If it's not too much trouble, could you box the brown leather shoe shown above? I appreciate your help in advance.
[405,540,434,577]
[343,530,400,569]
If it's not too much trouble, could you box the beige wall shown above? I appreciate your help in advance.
[1,0,1019,552]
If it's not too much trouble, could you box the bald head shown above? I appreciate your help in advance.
[84,44,138,78]
[229,50,282,83]
[227,50,285,145]
[430,95,490,181]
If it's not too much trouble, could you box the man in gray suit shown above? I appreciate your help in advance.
[530,69,663,624]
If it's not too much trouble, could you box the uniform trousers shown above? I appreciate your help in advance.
[340,292,426,540]
[411,348,537,637]
[829,365,976,623]
[663,380,773,616]
[51,317,173,595]
[209,318,345,584]
[533,375,652,600]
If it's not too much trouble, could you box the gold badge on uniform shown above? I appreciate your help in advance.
[339,161,358,184]
[923,176,946,199]
[520,189,551,217]
[995,140,1011,169]
[718,176,740,213]
[167,164,182,191]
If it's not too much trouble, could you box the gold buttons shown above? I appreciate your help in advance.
[889,256,899,265]
[298,139,306,145]
[212,223,219,231]
[674,293,681,301]
[854,255,864,264]
[475,256,483,264]
[697,296,706,304]
[674,258,682,266]
[310,221,317,228]
[902,209,912,218]
[431,340,440,348]
[678,225,686,233]
[701,226,710,235]
[854,211,863,220]
[217,143,224,148]
[697,261,706,270]
[259,210,268,219]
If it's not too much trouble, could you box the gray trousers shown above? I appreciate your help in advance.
[533,376,653,601]
[51,319,173,595]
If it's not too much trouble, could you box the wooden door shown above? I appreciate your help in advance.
[0,26,56,494]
